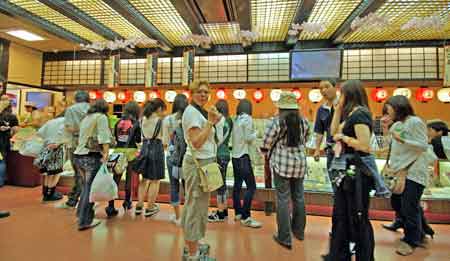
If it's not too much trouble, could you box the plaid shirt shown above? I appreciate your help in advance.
[262,117,309,178]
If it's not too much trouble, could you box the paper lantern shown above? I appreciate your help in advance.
[437,88,450,103]
[181,90,190,99]
[133,91,146,103]
[253,89,264,103]
[308,89,323,103]
[393,88,412,99]
[216,89,226,100]
[270,89,282,102]
[291,89,302,101]
[415,87,434,102]
[103,91,116,103]
[117,91,127,102]
[89,91,99,100]
[149,90,160,99]
[165,90,177,103]
[371,88,388,103]
[233,89,246,100]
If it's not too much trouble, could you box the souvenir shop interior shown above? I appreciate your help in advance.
[0,0,450,222]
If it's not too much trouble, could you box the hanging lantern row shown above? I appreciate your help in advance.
[90,87,450,104]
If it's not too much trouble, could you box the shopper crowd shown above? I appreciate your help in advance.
[0,79,446,261]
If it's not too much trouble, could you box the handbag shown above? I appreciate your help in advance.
[86,114,102,152]
[381,142,416,194]
[107,153,128,175]
[132,119,162,173]
[33,145,64,172]
[187,140,223,193]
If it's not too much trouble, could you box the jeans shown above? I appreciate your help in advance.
[329,173,375,261]
[391,179,425,247]
[0,160,6,187]
[232,154,256,220]
[274,173,306,245]
[217,157,229,205]
[167,154,181,206]
[67,148,82,207]
[73,154,102,228]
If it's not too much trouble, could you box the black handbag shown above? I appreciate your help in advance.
[132,119,162,173]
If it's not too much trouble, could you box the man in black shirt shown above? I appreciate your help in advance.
[313,79,338,193]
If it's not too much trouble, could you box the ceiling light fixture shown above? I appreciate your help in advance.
[6,30,44,41]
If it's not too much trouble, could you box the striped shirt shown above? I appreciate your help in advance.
[262,117,309,178]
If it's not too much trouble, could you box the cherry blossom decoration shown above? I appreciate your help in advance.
[239,30,259,47]
[401,15,445,31]
[181,34,212,49]
[288,22,326,36]
[351,13,389,32]
[80,36,159,52]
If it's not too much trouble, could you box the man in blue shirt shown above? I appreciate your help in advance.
[313,79,338,193]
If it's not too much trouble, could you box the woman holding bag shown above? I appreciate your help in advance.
[73,99,112,231]
[181,80,223,261]
[382,96,436,256]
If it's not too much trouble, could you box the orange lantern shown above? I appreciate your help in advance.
[89,91,99,100]
[216,89,226,100]
[149,90,160,99]
[117,91,127,102]
[253,89,264,103]
[415,87,434,103]
[371,87,388,103]
[182,90,191,99]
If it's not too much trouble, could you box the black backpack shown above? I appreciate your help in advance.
[170,125,187,167]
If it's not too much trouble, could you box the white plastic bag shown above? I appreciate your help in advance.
[19,137,44,157]
[89,164,118,202]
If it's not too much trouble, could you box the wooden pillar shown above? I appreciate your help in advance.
[0,39,10,95]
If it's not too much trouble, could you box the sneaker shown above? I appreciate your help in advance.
[144,204,160,217]
[234,214,242,221]
[182,244,211,259]
[135,205,143,215]
[43,192,63,202]
[56,202,76,209]
[170,214,181,226]
[396,241,414,256]
[78,219,101,231]
[208,211,225,223]
[241,217,262,228]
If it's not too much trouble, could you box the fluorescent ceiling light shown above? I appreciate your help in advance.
[6,30,44,41]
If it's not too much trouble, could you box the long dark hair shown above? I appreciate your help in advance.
[87,99,109,115]
[341,80,369,119]
[385,95,415,122]
[236,99,252,116]
[172,94,188,119]
[123,101,141,120]
[427,120,449,136]
[280,109,302,147]
[143,98,166,118]
[215,100,229,118]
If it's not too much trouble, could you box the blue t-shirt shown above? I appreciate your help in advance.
[313,105,334,146]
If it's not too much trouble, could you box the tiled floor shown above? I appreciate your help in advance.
[1,186,449,261]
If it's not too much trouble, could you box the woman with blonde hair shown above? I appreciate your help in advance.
[181,80,224,261]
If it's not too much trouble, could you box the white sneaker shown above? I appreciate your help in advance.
[234,214,242,221]
[169,214,181,226]
[241,217,262,228]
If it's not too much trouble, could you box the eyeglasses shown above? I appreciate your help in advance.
[193,90,210,95]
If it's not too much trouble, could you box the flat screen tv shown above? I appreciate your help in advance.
[26,92,53,109]
[290,50,341,80]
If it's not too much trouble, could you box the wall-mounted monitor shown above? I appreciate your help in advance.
[26,92,53,109]
[290,49,342,81]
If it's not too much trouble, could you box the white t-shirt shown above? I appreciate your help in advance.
[182,105,224,159]
[231,113,257,158]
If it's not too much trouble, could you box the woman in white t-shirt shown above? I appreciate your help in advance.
[181,80,223,261]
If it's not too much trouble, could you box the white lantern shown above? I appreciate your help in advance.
[165,90,177,103]
[134,91,146,103]
[270,89,282,102]
[437,88,450,103]
[393,88,412,99]
[233,89,246,100]
[103,91,116,103]
[308,89,323,103]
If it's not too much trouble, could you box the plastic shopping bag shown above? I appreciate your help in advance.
[89,164,118,203]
